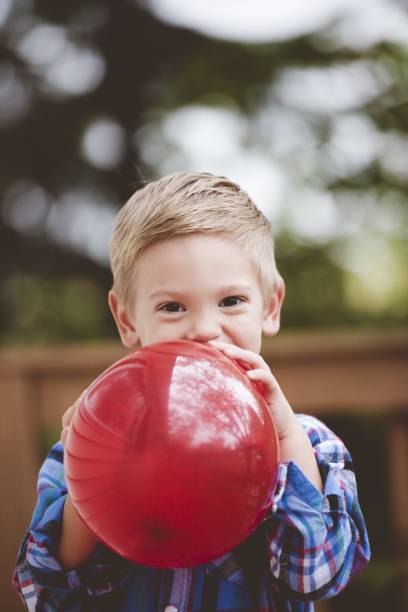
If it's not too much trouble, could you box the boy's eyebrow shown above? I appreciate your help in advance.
[149,285,254,301]
[217,284,254,294]
[148,289,185,301]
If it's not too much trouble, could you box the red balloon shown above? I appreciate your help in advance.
[65,340,279,568]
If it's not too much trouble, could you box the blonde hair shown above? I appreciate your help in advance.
[110,171,279,307]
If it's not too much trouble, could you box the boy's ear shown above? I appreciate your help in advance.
[262,276,285,337]
[108,291,140,349]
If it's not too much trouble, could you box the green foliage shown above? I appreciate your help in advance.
[0,1,407,342]
[277,236,348,327]
[1,275,115,345]
[277,235,408,328]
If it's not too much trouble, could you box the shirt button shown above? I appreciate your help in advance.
[164,607,178,612]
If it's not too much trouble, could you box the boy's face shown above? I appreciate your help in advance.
[110,234,284,354]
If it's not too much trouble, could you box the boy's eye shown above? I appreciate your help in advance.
[219,296,244,307]
[159,302,185,313]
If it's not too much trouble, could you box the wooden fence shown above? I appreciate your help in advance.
[1,329,407,611]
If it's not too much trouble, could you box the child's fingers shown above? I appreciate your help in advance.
[61,390,87,429]
[246,369,280,401]
[61,402,77,429]
[61,392,86,446]
[208,341,268,371]
[247,368,272,383]
[60,426,68,447]
[247,368,279,388]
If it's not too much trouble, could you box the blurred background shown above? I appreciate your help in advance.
[0,0,407,610]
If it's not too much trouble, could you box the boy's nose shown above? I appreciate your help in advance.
[186,314,221,343]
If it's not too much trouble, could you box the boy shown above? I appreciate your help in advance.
[14,172,370,611]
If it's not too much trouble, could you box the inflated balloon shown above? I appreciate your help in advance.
[65,340,279,568]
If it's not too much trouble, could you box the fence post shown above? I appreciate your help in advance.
[388,414,408,610]
[0,369,40,611]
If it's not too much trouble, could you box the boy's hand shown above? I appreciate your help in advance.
[208,340,323,491]
[59,389,100,568]
[60,392,85,446]
[208,340,297,440]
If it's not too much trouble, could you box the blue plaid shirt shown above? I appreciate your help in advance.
[14,415,370,611]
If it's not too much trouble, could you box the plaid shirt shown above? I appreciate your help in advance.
[13,414,370,611]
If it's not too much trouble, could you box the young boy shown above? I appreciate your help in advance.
[14,172,370,610]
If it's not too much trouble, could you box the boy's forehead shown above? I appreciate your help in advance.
[133,234,262,297]
[138,234,249,268]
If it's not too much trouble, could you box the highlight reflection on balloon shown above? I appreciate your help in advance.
[65,340,279,568]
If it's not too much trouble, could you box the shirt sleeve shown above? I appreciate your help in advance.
[265,414,371,600]
[13,442,130,611]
